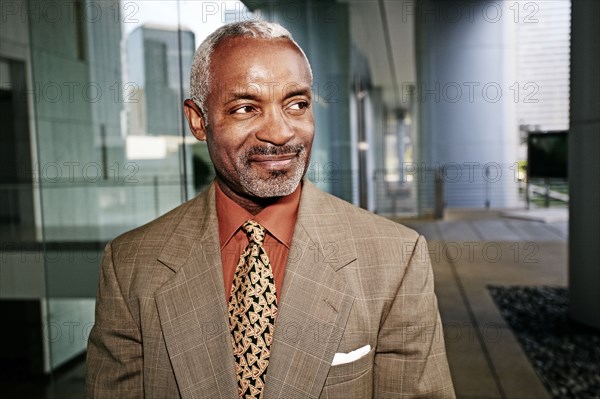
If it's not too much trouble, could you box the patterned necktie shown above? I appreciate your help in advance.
[228,220,278,398]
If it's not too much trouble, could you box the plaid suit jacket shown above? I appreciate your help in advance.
[86,180,455,398]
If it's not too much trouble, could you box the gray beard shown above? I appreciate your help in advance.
[238,145,308,198]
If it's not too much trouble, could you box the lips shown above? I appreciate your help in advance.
[249,153,297,170]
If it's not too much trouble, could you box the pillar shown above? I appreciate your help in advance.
[569,0,600,329]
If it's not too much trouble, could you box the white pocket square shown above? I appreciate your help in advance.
[331,344,371,366]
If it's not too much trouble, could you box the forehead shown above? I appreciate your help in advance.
[208,36,312,93]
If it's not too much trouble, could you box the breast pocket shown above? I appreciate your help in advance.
[321,347,375,398]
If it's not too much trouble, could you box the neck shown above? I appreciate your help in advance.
[216,177,279,215]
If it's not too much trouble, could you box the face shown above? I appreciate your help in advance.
[185,37,315,200]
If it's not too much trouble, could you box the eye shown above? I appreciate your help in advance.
[288,101,309,111]
[232,105,256,114]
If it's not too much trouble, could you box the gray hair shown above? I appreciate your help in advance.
[189,20,313,120]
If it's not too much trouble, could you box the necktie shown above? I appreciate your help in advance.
[228,220,278,398]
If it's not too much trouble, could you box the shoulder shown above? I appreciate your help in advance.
[305,182,420,242]
[111,198,189,245]
[101,185,215,297]
[108,184,212,260]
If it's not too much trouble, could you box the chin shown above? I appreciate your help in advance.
[243,176,301,198]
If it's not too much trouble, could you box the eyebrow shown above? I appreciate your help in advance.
[221,85,312,105]
[222,92,262,105]
[284,86,312,100]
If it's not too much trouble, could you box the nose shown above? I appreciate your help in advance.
[254,108,294,145]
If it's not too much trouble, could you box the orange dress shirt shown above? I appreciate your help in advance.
[215,181,301,301]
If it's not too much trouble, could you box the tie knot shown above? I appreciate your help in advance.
[242,220,266,245]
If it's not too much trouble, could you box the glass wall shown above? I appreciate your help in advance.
[27,0,222,376]
[0,0,245,387]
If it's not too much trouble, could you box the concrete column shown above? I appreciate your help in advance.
[415,0,519,209]
[569,0,600,329]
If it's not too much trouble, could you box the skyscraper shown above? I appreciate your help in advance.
[126,24,195,136]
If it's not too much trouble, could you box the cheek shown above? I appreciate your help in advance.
[294,115,315,140]
[299,124,315,145]
[207,136,247,168]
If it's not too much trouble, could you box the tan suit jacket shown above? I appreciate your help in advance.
[86,180,455,398]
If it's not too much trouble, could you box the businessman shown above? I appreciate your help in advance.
[86,20,455,398]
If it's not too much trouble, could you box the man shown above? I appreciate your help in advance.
[86,21,455,398]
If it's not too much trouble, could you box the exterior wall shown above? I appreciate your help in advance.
[516,1,571,132]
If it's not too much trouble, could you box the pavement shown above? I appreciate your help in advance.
[398,208,568,399]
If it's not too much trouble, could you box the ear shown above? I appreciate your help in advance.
[183,99,208,141]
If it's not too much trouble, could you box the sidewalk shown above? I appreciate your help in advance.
[400,209,568,399]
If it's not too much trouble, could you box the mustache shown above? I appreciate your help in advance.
[244,144,305,157]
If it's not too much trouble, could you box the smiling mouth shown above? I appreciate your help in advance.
[249,153,297,169]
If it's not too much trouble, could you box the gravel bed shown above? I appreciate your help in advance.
[488,285,600,399]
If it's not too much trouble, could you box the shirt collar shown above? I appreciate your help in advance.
[215,181,302,249]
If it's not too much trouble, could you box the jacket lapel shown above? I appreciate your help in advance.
[264,181,357,399]
[154,182,238,399]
